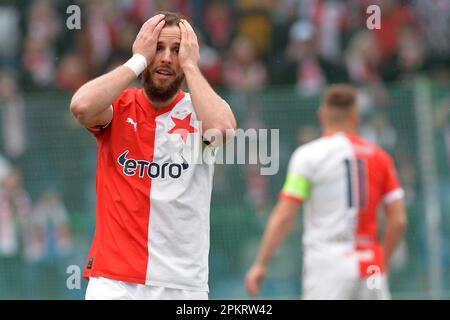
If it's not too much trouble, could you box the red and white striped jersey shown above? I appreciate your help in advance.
[84,88,216,291]
[280,132,404,277]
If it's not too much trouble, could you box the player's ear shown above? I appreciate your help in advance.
[317,106,325,125]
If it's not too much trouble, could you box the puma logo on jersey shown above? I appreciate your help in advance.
[118,150,188,179]
[126,117,137,132]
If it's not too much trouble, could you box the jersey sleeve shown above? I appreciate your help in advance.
[201,98,233,148]
[381,152,404,204]
[86,89,133,138]
[279,147,312,204]
[86,106,114,138]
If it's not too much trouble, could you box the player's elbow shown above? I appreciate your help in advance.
[227,116,237,132]
[204,121,237,146]
[388,209,408,234]
[219,126,237,146]
[385,199,407,234]
[70,97,92,126]
[219,117,237,142]
[218,121,236,141]
[214,115,237,132]
[396,212,407,233]
[70,97,86,118]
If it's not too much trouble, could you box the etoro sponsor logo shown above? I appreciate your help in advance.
[118,150,188,179]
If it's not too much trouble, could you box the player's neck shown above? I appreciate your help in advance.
[143,90,180,110]
[323,125,356,136]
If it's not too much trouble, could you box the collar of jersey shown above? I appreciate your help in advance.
[322,130,359,142]
[138,89,185,116]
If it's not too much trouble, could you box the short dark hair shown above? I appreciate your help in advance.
[156,11,186,27]
[320,84,357,122]
[321,84,357,110]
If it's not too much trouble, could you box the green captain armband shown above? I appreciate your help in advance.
[281,173,311,200]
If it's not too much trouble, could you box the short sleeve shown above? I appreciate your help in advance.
[286,147,313,179]
[86,89,134,138]
[381,152,404,204]
[201,98,234,148]
[86,105,114,138]
[279,147,312,203]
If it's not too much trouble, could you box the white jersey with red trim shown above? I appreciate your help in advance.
[84,88,217,292]
[280,132,403,278]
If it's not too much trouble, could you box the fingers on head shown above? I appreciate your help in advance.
[178,20,189,41]
[179,20,198,43]
[188,22,199,43]
[181,20,194,32]
[141,14,165,32]
[150,13,165,24]
[153,19,166,34]
[178,19,187,32]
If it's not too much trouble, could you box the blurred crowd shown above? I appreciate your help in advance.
[0,0,448,95]
[0,154,72,262]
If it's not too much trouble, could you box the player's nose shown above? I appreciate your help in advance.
[161,48,172,65]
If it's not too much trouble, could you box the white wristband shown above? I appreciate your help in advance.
[124,54,148,77]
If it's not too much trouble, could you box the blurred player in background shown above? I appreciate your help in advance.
[70,12,236,300]
[245,84,407,299]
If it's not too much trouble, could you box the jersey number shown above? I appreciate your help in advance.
[344,158,367,209]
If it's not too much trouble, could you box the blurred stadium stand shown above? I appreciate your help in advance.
[0,0,449,299]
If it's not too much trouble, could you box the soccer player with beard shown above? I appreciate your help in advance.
[70,12,236,300]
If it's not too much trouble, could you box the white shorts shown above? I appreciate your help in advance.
[302,250,391,300]
[85,277,208,300]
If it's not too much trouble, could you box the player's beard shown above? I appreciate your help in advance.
[142,68,185,103]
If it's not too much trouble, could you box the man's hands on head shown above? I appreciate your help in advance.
[132,14,166,64]
[70,14,170,129]
[178,19,200,71]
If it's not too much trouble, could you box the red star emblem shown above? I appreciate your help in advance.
[167,113,197,143]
